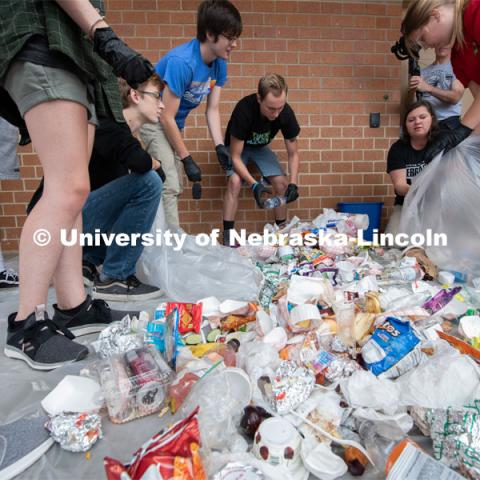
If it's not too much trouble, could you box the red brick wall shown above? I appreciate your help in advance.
[0,0,403,251]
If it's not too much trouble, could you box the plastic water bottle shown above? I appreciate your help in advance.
[263,196,286,209]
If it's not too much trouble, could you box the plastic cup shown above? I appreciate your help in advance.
[333,301,355,346]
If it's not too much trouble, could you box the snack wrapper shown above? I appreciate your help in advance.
[411,402,480,479]
[422,287,462,315]
[104,408,205,480]
[166,302,202,334]
[46,412,102,452]
[361,317,424,379]
[310,350,360,383]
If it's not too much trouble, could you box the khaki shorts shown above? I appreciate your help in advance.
[2,60,98,125]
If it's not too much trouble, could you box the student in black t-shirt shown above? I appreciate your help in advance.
[28,74,167,302]
[385,100,439,235]
[222,74,300,245]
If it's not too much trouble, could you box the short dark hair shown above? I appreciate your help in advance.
[258,73,288,101]
[402,99,439,143]
[197,0,242,42]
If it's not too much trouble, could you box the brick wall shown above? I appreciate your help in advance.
[0,0,403,251]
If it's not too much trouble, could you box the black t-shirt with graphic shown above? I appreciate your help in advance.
[225,93,300,148]
[387,139,428,206]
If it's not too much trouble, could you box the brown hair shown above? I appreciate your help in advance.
[257,73,288,101]
[402,99,439,143]
[401,0,467,55]
[118,73,164,108]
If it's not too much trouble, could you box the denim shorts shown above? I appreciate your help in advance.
[228,145,285,177]
[2,60,98,125]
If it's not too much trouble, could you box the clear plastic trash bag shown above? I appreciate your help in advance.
[136,205,262,302]
[398,135,480,278]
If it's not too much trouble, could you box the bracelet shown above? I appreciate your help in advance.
[88,16,106,40]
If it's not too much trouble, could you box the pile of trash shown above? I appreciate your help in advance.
[19,209,480,480]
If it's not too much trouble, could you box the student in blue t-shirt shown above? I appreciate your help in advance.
[140,0,242,226]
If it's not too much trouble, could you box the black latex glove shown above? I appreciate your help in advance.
[424,124,473,164]
[251,182,270,208]
[285,183,299,204]
[156,166,166,183]
[93,27,154,88]
[181,155,202,182]
[192,182,202,199]
[215,144,232,171]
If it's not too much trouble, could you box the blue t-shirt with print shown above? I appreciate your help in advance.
[155,39,227,130]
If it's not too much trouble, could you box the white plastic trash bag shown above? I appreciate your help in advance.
[136,206,262,302]
[398,135,480,278]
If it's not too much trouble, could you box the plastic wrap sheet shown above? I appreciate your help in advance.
[136,207,262,302]
[399,135,480,278]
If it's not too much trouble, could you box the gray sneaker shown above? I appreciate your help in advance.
[0,415,54,480]
[4,306,89,370]
[93,275,162,302]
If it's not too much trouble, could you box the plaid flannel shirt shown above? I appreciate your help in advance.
[0,0,123,122]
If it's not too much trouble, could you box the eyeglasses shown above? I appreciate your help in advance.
[137,90,162,99]
[220,33,238,43]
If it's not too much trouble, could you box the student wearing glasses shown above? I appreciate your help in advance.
[140,0,242,226]
[28,75,166,301]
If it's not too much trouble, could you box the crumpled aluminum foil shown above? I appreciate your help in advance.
[330,336,349,353]
[411,403,480,479]
[271,361,315,414]
[324,356,360,383]
[93,318,142,359]
[46,412,102,452]
[213,462,265,479]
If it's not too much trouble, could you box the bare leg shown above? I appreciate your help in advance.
[223,173,242,221]
[54,123,96,309]
[267,175,288,222]
[16,100,90,320]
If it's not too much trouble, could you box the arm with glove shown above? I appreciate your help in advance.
[55,1,153,88]
[423,80,480,163]
[228,137,271,208]
[284,137,300,203]
[159,86,202,197]
[206,86,233,172]
[424,123,473,163]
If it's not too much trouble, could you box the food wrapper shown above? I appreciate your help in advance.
[310,350,360,383]
[92,316,143,359]
[422,287,462,315]
[46,412,102,452]
[361,316,424,379]
[104,408,206,480]
[411,402,480,479]
[213,462,265,479]
[166,302,202,334]
[270,361,315,414]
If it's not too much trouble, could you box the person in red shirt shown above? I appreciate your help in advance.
[401,0,480,161]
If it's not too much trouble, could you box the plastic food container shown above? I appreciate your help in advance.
[98,347,173,423]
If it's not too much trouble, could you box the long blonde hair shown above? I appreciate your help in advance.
[401,0,468,55]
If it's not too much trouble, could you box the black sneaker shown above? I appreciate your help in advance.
[82,260,98,287]
[0,269,19,289]
[92,275,162,302]
[52,295,114,336]
[4,306,89,370]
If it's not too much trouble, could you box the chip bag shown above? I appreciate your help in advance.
[104,408,206,480]
[166,302,202,334]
